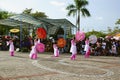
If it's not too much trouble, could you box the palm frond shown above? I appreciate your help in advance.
[66,4,75,10]
[81,8,91,17]
[67,9,77,16]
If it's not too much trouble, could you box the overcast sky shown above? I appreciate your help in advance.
[0,0,120,32]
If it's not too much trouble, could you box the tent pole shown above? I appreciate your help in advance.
[20,21,22,49]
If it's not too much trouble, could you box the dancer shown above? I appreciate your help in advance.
[53,44,59,57]
[7,39,15,56]
[84,38,90,58]
[29,38,38,59]
[70,37,77,60]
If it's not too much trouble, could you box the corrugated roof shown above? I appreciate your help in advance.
[37,18,76,35]
[37,18,76,27]
[9,14,42,26]
[0,19,22,27]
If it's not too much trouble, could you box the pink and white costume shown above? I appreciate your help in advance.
[7,40,14,56]
[29,39,38,59]
[53,44,59,57]
[70,39,77,60]
[84,39,90,58]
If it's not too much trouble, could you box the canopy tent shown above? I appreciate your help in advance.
[37,18,76,35]
[113,33,120,40]
[0,19,22,27]
[9,14,41,26]
[0,14,46,29]
[0,14,76,38]
[9,14,47,30]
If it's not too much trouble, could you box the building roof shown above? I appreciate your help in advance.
[0,19,22,27]
[37,18,76,35]
[9,14,42,26]
[0,14,76,35]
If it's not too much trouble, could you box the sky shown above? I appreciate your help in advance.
[0,0,120,32]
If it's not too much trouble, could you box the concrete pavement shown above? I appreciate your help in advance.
[0,51,120,80]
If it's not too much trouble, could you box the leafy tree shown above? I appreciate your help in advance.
[107,19,120,35]
[22,8,47,18]
[66,0,91,30]
[0,10,13,19]
[107,26,112,33]
[86,30,106,38]
[0,10,15,35]
[22,8,32,14]
[31,11,47,18]
[115,19,120,25]
[106,26,120,36]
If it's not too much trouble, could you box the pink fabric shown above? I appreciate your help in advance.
[70,54,76,60]
[7,40,14,52]
[70,39,77,54]
[71,40,75,45]
[29,39,38,59]
[70,39,77,60]
[31,53,37,59]
[10,51,14,56]
[7,40,14,56]
[84,39,90,58]
[85,48,90,58]
[53,44,59,57]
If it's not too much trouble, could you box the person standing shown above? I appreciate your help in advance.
[29,38,38,59]
[7,39,15,56]
[53,44,59,57]
[84,38,90,58]
[70,37,77,60]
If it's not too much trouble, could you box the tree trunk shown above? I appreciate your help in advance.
[77,11,80,31]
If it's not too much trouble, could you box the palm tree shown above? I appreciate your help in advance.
[66,0,91,31]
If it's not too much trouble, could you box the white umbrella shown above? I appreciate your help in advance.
[89,35,97,44]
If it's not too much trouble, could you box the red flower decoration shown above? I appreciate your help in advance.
[36,28,46,39]
[57,38,66,48]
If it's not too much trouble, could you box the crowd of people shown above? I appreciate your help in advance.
[77,38,120,57]
[0,35,120,59]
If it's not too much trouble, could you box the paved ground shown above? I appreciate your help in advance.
[0,51,120,80]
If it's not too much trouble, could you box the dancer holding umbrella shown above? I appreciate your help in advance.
[29,27,46,59]
[70,37,77,60]
[7,38,15,56]
[29,38,38,59]
[84,38,90,58]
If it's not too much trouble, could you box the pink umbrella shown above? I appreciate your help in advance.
[75,31,85,41]
[36,43,45,53]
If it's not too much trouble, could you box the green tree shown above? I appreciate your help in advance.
[0,10,15,35]
[104,19,120,35]
[22,8,47,18]
[0,10,13,19]
[115,19,120,25]
[66,0,91,30]
[31,11,47,18]
[86,30,106,38]
[22,8,32,14]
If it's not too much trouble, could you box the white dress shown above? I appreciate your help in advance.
[29,41,38,58]
[70,40,77,54]
[7,41,14,52]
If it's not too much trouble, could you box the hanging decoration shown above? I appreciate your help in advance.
[36,27,46,39]
[75,31,85,41]
[57,38,66,48]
